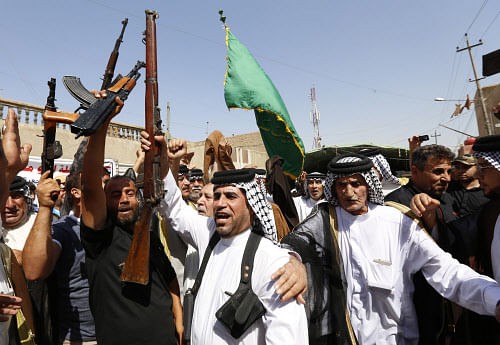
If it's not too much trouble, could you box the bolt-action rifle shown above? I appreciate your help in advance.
[62,18,129,111]
[70,61,145,138]
[41,78,79,178]
[120,10,164,285]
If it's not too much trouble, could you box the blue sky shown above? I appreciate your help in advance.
[1,1,499,152]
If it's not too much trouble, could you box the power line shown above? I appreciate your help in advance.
[481,10,500,38]
[465,0,489,33]
[84,0,430,102]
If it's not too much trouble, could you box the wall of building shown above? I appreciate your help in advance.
[0,97,269,173]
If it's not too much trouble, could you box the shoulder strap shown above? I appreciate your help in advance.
[0,243,11,278]
[190,232,221,298]
[239,232,263,285]
[384,201,427,231]
[0,243,36,344]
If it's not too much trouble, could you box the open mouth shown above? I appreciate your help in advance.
[118,207,133,214]
[4,209,19,217]
[215,212,230,225]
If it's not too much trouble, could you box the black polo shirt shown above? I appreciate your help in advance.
[80,220,177,345]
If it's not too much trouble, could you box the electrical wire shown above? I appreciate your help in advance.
[465,0,489,33]
[85,0,429,103]
[481,10,500,38]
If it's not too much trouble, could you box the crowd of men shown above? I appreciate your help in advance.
[0,97,499,345]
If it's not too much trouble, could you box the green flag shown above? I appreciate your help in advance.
[223,27,305,179]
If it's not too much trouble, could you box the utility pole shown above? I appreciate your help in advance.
[431,129,441,144]
[206,121,209,136]
[166,102,171,142]
[456,33,493,135]
[310,87,321,149]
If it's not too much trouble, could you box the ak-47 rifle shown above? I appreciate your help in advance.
[70,61,145,138]
[101,18,128,90]
[120,10,164,285]
[41,78,79,178]
[62,18,129,111]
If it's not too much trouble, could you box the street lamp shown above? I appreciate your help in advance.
[434,97,471,102]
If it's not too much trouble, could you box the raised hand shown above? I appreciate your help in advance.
[0,109,32,185]
[168,138,188,161]
[36,171,61,209]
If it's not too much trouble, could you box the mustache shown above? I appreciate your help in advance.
[343,196,360,202]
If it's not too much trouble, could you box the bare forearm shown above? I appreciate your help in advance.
[169,158,180,179]
[81,125,108,229]
[22,206,59,280]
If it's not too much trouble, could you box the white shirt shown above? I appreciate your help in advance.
[158,171,308,345]
[2,212,36,250]
[491,214,500,283]
[293,196,324,222]
[337,203,500,345]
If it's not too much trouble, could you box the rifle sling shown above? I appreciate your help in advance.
[190,232,221,298]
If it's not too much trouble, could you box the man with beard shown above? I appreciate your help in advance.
[156,162,308,344]
[293,172,326,222]
[189,169,204,203]
[78,93,178,345]
[385,144,457,223]
[0,109,34,344]
[385,144,461,344]
[411,135,500,344]
[447,154,489,218]
[282,153,500,345]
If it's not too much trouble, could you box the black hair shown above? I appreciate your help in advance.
[412,145,455,170]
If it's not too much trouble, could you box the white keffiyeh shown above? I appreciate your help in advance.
[370,154,401,185]
[217,179,277,244]
[473,151,500,172]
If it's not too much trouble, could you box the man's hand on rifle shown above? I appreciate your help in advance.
[36,171,61,210]
[140,131,173,179]
[90,90,124,125]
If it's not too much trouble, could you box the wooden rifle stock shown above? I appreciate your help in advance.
[120,10,164,285]
[41,79,79,178]
[101,18,128,90]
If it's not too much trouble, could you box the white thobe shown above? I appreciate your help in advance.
[491,214,500,283]
[293,196,324,222]
[336,203,500,345]
[2,212,36,250]
[158,171,308,345]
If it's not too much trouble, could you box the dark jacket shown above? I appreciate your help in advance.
[282,203,356,345]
